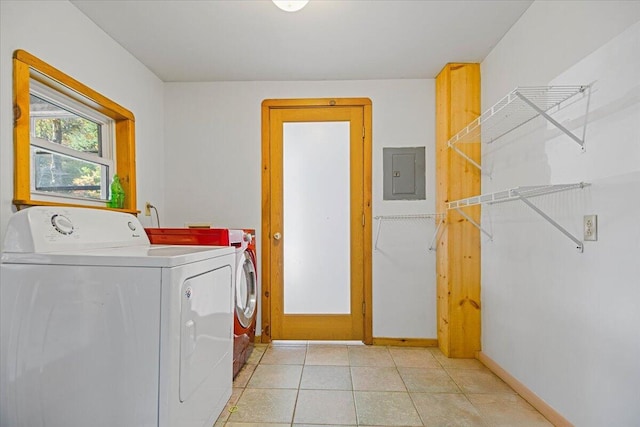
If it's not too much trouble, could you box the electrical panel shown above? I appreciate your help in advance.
[383,147,426,200]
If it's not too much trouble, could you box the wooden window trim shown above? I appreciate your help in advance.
[12,49,137,213]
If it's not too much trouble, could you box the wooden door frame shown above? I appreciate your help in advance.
[260,98,373,344]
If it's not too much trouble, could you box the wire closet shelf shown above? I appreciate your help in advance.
[446,183,589,210]
[447,85,590,171]
[447,182,590,253]
[373,213,446,252]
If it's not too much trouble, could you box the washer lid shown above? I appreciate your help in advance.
[1,244,235,267]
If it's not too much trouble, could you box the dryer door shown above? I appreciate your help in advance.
[179,265,233,402]
[235,250,257,330]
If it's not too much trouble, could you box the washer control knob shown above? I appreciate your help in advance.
[51,214,74,235]
[243,232,253,243]
[127,221,137,231]
[273,232,281,240]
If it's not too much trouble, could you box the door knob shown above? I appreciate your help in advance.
[273,232,281,240]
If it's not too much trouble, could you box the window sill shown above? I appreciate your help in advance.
[13,199,139,215]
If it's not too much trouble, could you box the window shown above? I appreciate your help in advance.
[13,50,137,212]
[30,81,114,203]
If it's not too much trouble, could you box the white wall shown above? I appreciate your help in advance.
[0,0,165,242]
[480,2,640,425]
[164,80,437,339]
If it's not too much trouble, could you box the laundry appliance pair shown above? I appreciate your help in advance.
[1,207,236,427]
[145,227,258,378]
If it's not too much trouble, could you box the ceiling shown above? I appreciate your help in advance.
[70,0,533,83]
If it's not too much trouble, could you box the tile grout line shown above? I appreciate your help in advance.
[391,346,428,427]
[288,343,308,425]
[227,344,267,425]
[431,346,489,425]
[394,348,428,427]
[346,345,358,426]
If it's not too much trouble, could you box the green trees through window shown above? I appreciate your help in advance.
[30,94,108,200]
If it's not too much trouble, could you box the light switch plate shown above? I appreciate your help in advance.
[584,215,597,241]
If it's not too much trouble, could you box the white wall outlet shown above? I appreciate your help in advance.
[584,215,597,241]
[145,202,152,216]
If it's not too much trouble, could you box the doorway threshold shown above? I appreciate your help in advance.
[271,340,365,346]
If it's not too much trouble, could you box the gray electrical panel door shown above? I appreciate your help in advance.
[383,147,426,200]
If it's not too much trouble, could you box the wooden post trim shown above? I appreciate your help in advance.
[435,63,481,358]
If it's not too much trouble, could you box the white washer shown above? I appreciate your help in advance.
[0,207,236,427]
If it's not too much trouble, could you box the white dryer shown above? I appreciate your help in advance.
[0,207,235,427]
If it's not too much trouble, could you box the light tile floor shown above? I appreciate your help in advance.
[216,342,553,427]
